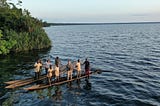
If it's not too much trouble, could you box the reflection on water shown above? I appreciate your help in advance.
[1,24,160,105]
[83,79,92,90]
[37,89,44,100]
[0,48,51,105]
[1,83,83,105]
[36,86,63,101]
[35,83,83,106]
[52,86,62,101]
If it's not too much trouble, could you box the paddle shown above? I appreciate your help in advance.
[90,69,113,74]
[100,70,112,72]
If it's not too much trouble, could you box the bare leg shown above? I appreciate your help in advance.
[77,71,78,78]
[67,71,69,80]
[48,77,51,86]
[70,71,72,79]
[79,70,81,77]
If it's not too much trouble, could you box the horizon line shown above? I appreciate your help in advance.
[48,21,160,26]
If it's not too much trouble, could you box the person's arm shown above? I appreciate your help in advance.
[34,63,37,67]
[59,59,62,65]
[75,63,78,68]
[82,61,85,65]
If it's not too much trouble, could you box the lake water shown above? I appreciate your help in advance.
[1,23,160,106]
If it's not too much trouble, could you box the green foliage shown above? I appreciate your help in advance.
[4,29,51,52]
[0,30,16,54]
[0,0,51,55]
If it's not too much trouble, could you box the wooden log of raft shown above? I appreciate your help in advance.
[24,69,101,91]
[5,75,47,89]
[4,73,49,85]
[4,63,78,89]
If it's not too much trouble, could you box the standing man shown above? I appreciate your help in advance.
[34,59,42,80]
[55,57,61,67]
[83,58,90,79]
[47,65,53,86]
[75,59,81,78]
[45,59,52,75]
[55,64,60,81]
[66,60,73,80]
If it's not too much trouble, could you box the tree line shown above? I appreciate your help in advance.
[0,0,51,55]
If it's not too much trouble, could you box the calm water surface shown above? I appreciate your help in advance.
[1,23,160,106]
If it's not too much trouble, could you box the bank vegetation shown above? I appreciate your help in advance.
[0,0,51,55]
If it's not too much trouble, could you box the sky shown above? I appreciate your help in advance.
[13,0,160,23]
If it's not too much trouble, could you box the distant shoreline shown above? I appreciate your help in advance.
[48,22,160,26]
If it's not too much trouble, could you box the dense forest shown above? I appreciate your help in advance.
[0,0,51,55]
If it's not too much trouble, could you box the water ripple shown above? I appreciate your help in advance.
[2,24,160,105]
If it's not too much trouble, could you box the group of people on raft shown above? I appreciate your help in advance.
[34,57,90,85]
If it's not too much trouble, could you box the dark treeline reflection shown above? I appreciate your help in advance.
[0,47,51,97]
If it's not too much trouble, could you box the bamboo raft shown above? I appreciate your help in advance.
[5,75,47,89]
[24,69,101,91]
[4,61,101,90]
[5,64,68,89]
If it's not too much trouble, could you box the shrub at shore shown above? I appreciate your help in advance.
[0,0,51,55]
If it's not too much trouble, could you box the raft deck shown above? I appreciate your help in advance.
[24,69,101,91]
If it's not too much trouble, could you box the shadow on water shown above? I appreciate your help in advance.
[36,85,62,100]
[0,74,87,106]
[52,86,62,101]
[36,79,91,106]
[0,48,51,104]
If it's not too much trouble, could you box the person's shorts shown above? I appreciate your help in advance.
[85,69,90,75]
